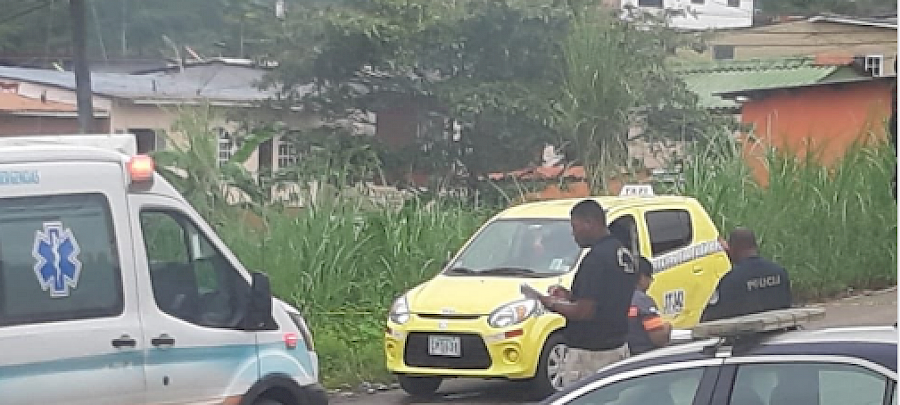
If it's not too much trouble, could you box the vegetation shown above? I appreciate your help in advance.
[153,111,896,386]
[6,0,889,390]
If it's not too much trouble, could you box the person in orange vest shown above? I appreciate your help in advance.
[626,256,672,355]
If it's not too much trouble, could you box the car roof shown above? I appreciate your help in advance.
[0,144,126,165]
[549,326,898,400]
[495,195,697,220]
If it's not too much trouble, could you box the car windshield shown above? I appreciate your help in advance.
[444,219,582,277]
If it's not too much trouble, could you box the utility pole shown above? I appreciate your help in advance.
[70,0,95,133]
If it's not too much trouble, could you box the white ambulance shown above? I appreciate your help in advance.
[0,134,327,405]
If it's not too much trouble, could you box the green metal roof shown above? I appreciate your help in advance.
[673,57,864,110]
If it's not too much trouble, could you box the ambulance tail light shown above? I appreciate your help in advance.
[127,155,155,183]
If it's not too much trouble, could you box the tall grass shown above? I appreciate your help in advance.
[180,131,895,386]
[680,135,897,301]
[218,201,491,385]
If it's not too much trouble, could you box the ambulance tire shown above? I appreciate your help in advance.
[529,332,567,400]
[398,375,442,398]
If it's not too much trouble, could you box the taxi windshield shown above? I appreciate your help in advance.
[443,219,582,277]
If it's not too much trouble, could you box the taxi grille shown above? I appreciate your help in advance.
[404,332,492,370]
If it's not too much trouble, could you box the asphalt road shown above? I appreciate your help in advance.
[331,287,898,405]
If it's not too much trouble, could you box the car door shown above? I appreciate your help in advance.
[130,194,259,404]
[718,357,896,405]
[639,206,721,329]
[545,358,723,405]
[0,189,146,404]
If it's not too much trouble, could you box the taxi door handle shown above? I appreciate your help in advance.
[692,265,704,275]
[151,334,176,347]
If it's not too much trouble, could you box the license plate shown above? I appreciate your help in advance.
[428,335,461,357]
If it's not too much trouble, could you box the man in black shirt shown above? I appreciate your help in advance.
[700,228,792,322]
[525,200,636,388]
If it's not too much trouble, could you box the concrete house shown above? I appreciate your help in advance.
[700,14,897,73]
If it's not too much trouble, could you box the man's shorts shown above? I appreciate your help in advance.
[561,344,630,388]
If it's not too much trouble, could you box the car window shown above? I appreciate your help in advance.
[731,362,889,405]
[0,193,123,326]
[141,210,250,329]
[448,219,581,275]
[609,214,640,255]
[565,367,704,405]
[644,209,693,256]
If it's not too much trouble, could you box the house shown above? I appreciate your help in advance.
[715,71,895,185]
[0,84,108,135]
[675,56,876,114]
[698,14,897,74]
[0,59,323,174]
[615,0,754,30]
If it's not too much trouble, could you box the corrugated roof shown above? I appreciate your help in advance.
[0,65,293,104]
[674,57,861,109]
[0,93,106,115]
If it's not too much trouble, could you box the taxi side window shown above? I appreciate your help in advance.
[645,209,692,256]
[0,193,123,327]
[140,210,250,329]
[566,367,704,405]
[731,362,889,405]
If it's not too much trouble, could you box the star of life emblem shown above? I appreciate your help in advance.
[32,222,83,298]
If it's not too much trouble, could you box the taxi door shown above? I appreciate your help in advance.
[636,204,727,329]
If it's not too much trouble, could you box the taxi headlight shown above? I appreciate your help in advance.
[488,299,538,328]
[388,294,411,325]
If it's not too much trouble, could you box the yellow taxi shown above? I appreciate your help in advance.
[385,186,731,399]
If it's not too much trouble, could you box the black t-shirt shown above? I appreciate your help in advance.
[700,256,792,322]
[564,235,637,350]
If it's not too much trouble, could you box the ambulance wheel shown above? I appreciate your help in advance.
[530,333,567,399]
[398,375,442,398]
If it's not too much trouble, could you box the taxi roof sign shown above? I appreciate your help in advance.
[691,307,826,339]
[619,184,655,197]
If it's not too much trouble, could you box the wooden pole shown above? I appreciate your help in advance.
[70,0,94,133]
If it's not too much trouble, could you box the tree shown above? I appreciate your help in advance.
[264,0,571,194]
[556,8,731,192]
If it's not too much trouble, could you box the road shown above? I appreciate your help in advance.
[330,287,898,405]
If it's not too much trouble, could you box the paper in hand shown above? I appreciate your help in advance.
[520,283,543,300]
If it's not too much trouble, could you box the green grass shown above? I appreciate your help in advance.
[193,137,896,387]
[679,136,897,302]
[217,201,492,385]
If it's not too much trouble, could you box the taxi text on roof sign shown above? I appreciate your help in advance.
[619,184,654,197]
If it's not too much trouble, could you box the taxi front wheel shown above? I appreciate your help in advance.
[398,375,443,398]
[528,332,567,399]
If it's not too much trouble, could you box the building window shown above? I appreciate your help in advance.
[691,0,704,3]
[216,128,236,167]
[276,140,298,168]
[865,55,884,77]
[638,0,663,8]
[727,0,740,7]
[130,128,166,153]
[713,45,735,60]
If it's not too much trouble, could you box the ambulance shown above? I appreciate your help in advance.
[0,134,327,405]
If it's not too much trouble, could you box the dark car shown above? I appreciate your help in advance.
[541,308,897,405]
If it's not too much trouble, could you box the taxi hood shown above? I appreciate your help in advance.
[406,275,565,316]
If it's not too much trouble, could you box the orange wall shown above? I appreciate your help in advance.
[740,80,892,185]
